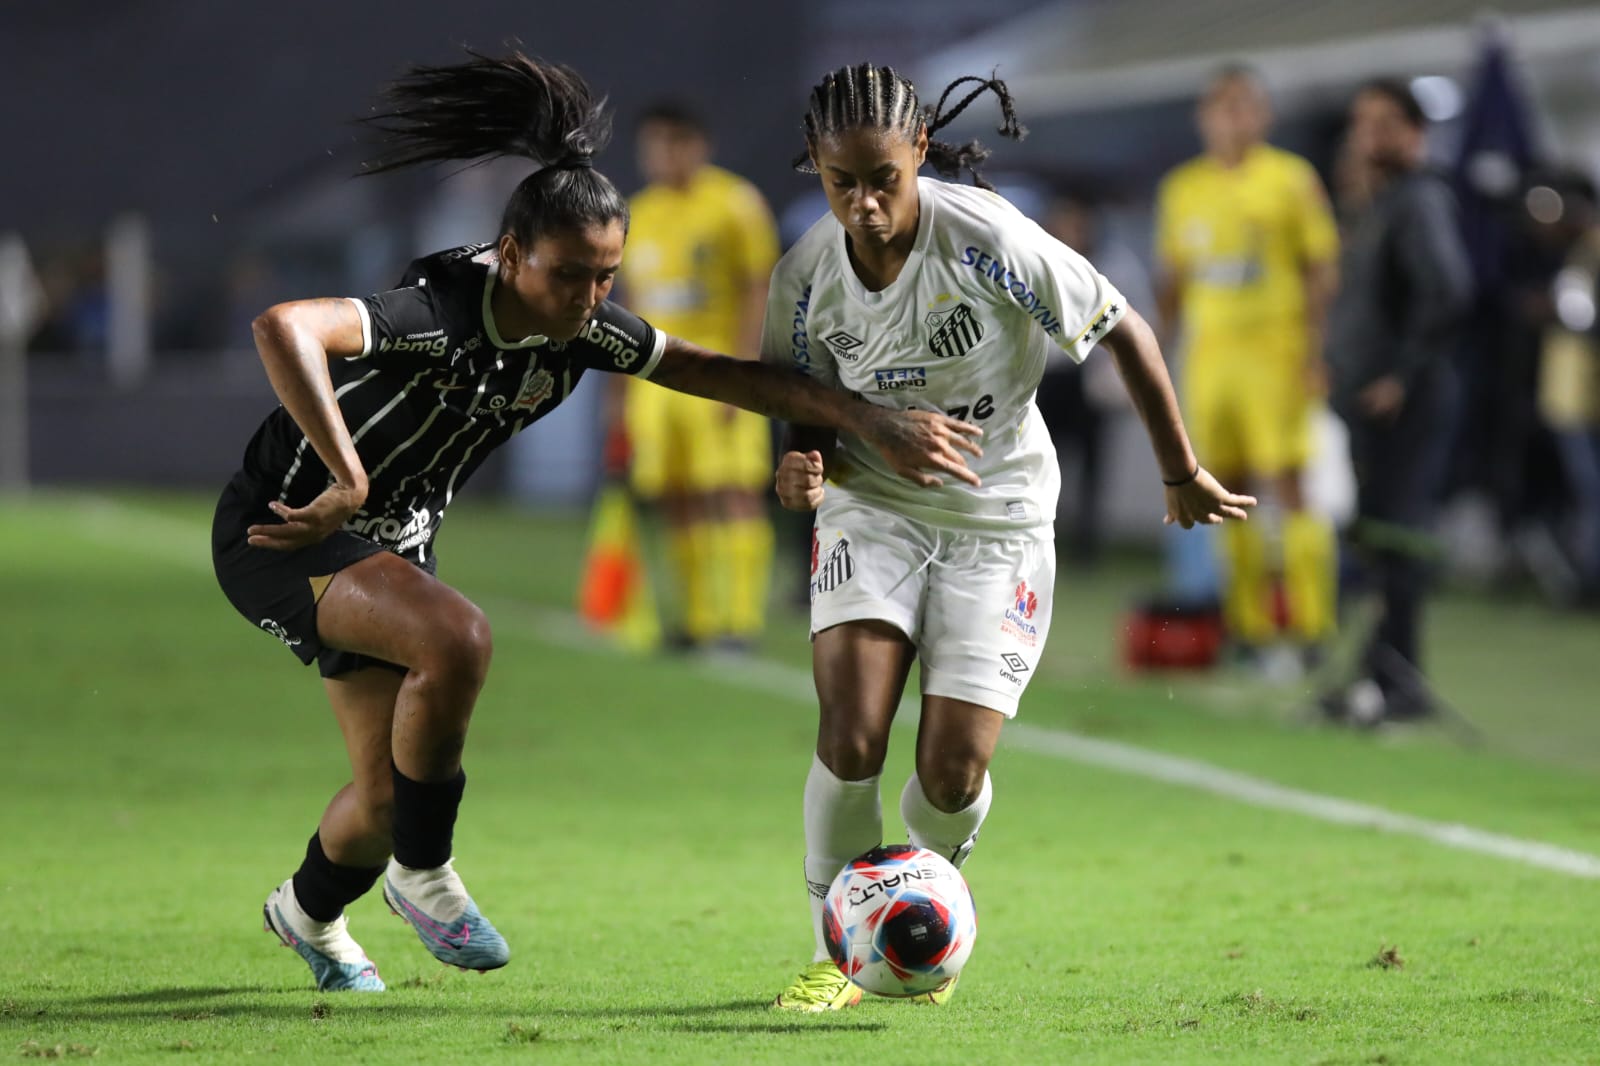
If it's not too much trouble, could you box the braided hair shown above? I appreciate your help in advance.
[794,63,1026,191]
[360,48,628,244]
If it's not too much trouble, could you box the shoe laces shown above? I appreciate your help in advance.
[792,961,849,998]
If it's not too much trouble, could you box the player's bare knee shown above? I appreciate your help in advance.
[817,731,888,782]
[418,603,494,694]
[917,759,987,813]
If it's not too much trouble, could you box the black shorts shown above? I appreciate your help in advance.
[211,479,434,678]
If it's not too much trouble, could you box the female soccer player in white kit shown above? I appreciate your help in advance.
[765,65,1257,1011]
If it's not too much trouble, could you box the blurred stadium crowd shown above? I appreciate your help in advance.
[5,0,1600,625]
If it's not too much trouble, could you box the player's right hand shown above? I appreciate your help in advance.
[775,450,827,511]
[247,482,366,551]
[860,409,984,488]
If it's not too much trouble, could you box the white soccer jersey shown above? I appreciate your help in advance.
[761,177,1127,532]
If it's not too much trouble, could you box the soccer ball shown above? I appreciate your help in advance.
[822,844,977,997]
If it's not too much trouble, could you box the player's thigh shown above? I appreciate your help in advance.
[315,551,492,685]
[696,408,773,495]
[809,497,936,775]
[918,531,1056,718]
[1182,352,1245,477]
[1239,350,1313,478]
[212,482,389,669]
[812,620,918,777]
[809,495,933,643]
[322,666,403,802]
[625,379,680,499]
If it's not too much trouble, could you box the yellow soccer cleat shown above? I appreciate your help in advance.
[772,960,864,1013]
[910,972,960,1006]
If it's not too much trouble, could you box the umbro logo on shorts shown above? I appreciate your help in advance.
[1000,652,1030,685]
[926,302,984,359]
[824,330,865,360]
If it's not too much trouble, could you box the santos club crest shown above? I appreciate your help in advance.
[926,303,984,359]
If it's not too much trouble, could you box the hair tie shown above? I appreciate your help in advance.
[556,156,594,170]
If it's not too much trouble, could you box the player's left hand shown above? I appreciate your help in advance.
[1304,356,1330,398]
[859,408,984,488]
[246,483,365,551]
[1163,467,1256,529]
[1358,374,1406,420]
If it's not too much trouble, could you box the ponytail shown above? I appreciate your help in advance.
[360,49,627,243]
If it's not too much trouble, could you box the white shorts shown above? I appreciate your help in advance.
[809,494,1056,717]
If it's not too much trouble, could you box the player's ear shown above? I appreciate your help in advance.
[912,124,929,168]
[497,233,522,278]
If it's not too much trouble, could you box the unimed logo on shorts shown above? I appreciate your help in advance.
[810,536,855,597]
[1001,581,1040,646]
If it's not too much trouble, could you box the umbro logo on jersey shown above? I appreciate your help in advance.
[926,303,984,359]
[874,368,927,391]
[824,329,865,361]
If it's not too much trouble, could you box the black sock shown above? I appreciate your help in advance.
[291,833,384,923]
[390,763,466,870]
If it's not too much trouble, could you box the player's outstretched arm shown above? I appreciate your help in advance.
[246,299,371,550]
[1099,307,1257,529]
[649,336,984,488]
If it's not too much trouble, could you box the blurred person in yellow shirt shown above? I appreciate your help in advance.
[1537,171,1600,605]
[616,102,781,650]
[1155,65,1340,671]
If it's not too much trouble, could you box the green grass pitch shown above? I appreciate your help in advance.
[2,492,1598,1064]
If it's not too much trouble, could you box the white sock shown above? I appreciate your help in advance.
[900,771,992,870]
[385,856,469,923]
[802,754,882,963]
[275,879,367,963]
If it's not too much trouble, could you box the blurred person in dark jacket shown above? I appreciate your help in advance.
[1534,172,1600,604]
[1324,79,1472,724]
[1034,189,1148,566]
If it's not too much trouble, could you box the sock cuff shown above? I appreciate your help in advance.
[809,752,881,792]
[391,762,467,790]
[901,770,992,824]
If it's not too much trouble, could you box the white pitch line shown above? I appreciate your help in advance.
[484,598,1600,882]
[56,495,1600,881]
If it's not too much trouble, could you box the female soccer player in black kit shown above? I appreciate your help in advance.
[211,51,983,992]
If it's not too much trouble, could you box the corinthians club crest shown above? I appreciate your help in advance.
[926,303,983,359]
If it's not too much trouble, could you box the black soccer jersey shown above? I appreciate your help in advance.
[230,243,664,564]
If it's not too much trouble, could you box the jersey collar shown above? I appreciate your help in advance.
[482,263,549,350]
[835,177,937,309]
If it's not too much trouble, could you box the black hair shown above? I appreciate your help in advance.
[1206,62,1267,96]
[359,48,628,244]
[793,63,1027,191]
[637,100,707,136]
[1358,77,1427,130]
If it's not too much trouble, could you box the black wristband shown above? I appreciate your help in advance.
[1162,464,1200,487]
